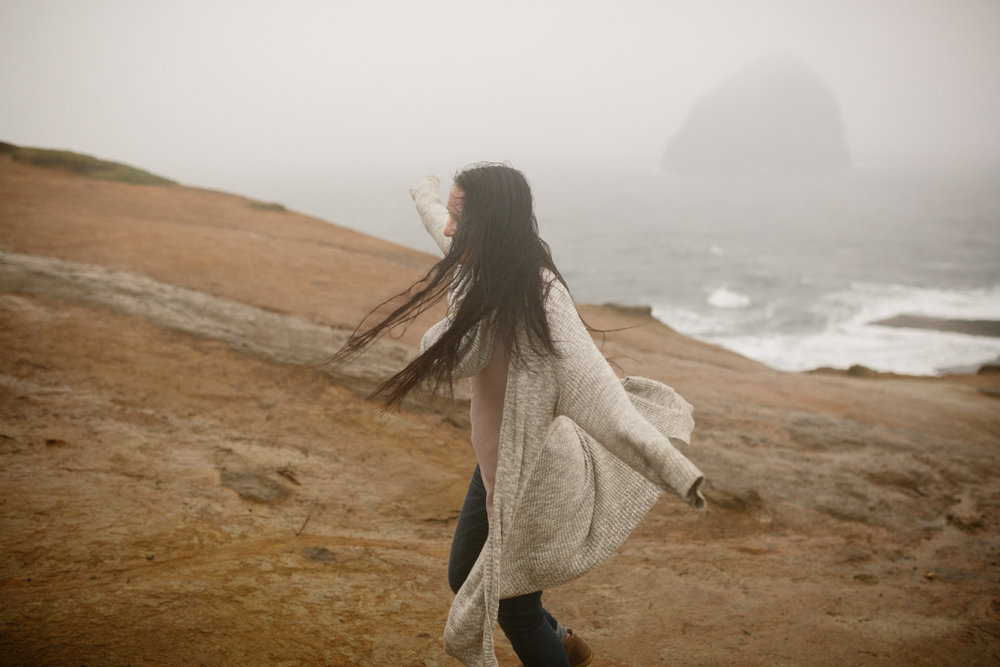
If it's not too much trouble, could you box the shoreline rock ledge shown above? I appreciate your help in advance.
[663,54,852,175]
[872,314,1000,338]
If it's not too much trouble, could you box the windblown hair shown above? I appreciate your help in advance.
[327,163,569,409]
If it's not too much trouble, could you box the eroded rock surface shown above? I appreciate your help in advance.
[2,155,998,665]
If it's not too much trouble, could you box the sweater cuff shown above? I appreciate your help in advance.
[409,172,438,193]
[662,453,707,511]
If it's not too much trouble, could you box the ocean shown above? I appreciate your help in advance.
[311,163,1000,376]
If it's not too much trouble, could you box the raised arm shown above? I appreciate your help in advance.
[547,280,706,509]
[409,175,452,255]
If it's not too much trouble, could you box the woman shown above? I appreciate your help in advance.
[334,163,705,666]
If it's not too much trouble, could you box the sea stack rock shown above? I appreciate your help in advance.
[663,55,851,175]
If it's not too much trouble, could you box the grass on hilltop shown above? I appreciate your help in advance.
[1,140,286,211]
[1,141,177,186]
[247,200,287,212]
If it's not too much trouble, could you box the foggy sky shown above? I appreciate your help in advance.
[2,0,999,200]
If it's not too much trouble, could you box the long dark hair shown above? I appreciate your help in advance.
[327,163,568,409]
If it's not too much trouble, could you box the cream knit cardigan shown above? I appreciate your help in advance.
[410,176,706,666]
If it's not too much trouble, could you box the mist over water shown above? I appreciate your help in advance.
[315,163,1000,376]
[547,166,1000,375]
[3,0,999,374]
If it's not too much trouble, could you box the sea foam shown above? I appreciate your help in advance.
[707,286,751,309]
[655,283,1000,375]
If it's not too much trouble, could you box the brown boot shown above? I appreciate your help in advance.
[563,628,594,667]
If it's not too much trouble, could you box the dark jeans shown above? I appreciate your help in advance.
[449,466,569,667]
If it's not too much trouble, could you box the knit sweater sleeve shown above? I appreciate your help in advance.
[410,175,451,255]
[419,315,494,380]
[547,280,706,509]
[419,273,494,379]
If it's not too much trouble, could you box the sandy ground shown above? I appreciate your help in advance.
[1,155,999,665]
